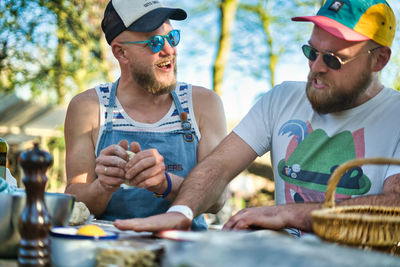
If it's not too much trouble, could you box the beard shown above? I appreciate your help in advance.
[306,66,373,114]
[130,58,177,96]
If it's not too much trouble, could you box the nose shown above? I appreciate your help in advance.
[160,38,175,55]
[309,53,328,73]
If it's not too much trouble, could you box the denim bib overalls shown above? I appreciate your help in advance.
[96,80,207,230]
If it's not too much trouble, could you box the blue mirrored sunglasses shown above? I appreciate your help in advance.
[120,29,180,53]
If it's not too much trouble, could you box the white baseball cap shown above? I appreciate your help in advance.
[101,0,187,44]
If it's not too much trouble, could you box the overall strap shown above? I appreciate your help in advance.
[105,79,119,132]
[171,90,194,142]
[171,90,184,115]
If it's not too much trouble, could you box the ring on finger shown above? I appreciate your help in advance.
[104,167,108,174]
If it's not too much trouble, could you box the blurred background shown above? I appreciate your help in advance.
[1,0,400,224]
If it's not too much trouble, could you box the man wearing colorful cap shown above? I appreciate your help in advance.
[113,0,400,235]
[64,0,227,231]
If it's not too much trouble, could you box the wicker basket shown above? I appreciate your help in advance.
[311,157,400,252]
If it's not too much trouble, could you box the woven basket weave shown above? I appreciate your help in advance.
[311,157,400,251]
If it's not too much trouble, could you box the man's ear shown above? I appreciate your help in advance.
[372,46,391,72]
[111,43,129,64]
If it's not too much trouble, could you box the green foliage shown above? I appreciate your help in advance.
[47,134,65,151]
[2,0,400,104]
[0,0,113,104]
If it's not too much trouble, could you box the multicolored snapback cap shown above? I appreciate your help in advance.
[292,0,396,47]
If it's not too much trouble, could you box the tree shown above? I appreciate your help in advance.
[238,0,280,89]
[167,0,323,95]
[213,0,238,96]
[229,0,324,91]
[0,0,116,189]
[0,0,114,105]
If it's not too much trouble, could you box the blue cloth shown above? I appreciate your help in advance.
[0,177,16,194]
[96,79,208,231]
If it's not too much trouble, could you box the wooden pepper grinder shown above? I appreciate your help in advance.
[18,143,53,267]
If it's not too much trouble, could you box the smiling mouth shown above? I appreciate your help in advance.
[312,77,330,90]
[315,78,323,85]
[156,60,172,69]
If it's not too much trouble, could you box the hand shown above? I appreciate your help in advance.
[124,141,168,194]
[222,206,287,231]
[114,212,192,232]
[95,140,129,191]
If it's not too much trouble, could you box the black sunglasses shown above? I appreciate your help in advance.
[302,44,381,70]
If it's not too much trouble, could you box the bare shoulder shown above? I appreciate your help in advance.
[190,85,227,161]
[191,85,224,116]
[67,89,99,118]
[65,88,100,132]
[191,85,227,139]
[68,88,99,109]
[192,85,222,103]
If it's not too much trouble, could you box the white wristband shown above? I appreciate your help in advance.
[167,205,194,220]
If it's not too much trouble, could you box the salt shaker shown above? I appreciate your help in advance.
[17,143,53,267]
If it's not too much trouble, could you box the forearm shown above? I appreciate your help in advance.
[173,160,231,217]
[287,174,400,232]
[164,172,226,212]
[205,187,228,214]
[337,192,400,207]
[163,173,183,202]
[282,202,322,232]
[65,179,114,217]
[284,192,400,233]
[64,91,117,218]
[173,133,257,216]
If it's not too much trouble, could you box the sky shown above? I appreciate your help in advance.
[177,50,308,122]
[173,15,306,122]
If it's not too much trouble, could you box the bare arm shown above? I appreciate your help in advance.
[192,86,228,213]
[64,90,128,217]
[122,86,228,204]
[114,132,258,232]
[223,173,400,232]
[174,132,256,216]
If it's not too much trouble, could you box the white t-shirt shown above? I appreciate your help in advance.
[234,81,400,206]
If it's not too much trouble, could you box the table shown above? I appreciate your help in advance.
[160,230,400,267]
[0,259,16,267]
[2,229,400,267]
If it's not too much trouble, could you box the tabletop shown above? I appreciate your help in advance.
[160,230,400,267]
[2,226,400,267]
[0,259,15,267]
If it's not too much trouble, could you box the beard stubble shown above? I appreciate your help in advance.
[306,64,373,114]
[130,59,177,96]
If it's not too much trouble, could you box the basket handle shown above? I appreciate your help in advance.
[323,157,400,209]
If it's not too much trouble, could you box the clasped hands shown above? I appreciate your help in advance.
[95,140,168,194]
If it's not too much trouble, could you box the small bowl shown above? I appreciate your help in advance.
[95,239,164,266]
[0,190,75,258]
[50,227,118,267]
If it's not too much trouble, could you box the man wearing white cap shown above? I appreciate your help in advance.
[114,0,400,234]
[64,0,227,230]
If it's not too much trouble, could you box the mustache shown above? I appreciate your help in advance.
[308,72,321,80]
[308,72,330,85]
[154,55,175,65]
